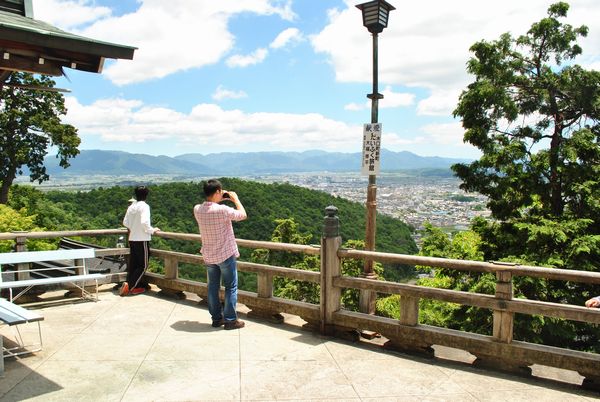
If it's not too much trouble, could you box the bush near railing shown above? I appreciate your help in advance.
[1,216,599,391]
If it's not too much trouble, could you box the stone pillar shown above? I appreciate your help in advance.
[158,255,185,299]
[13,232,29,281]
[320,206,343,335]
[384,295,434,357]
[493,271,514,343]
[472,270,531,375]
[248,271,284,324]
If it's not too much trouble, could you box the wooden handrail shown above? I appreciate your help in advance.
[338,248,600,284]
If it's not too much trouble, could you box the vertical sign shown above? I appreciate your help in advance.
[361,123,381,175]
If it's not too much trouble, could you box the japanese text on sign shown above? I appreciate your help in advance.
[361,123,381,176]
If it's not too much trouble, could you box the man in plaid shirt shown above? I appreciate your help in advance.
[194,179,247,330]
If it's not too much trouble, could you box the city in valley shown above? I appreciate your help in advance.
[18,171,490,240]
[250,172,490,236]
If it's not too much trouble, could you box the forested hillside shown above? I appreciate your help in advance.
[7,179,417,282]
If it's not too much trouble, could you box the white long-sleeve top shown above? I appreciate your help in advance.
[123,201,157,241]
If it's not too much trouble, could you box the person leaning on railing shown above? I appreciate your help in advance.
[585,296,600,308]
[121,185,160,296]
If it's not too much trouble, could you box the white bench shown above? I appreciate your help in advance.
[0,298,44,367]
[0,249,105,302]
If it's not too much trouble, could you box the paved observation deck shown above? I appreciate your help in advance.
[0,287,598,401]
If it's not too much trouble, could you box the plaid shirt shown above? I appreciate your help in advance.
[194,202,246,264]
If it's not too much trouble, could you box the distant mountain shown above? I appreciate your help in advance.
[42,149,471,176]
[176,149,471,174]
[43,150,214,176]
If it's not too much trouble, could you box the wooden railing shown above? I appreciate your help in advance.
[1,209,599,390]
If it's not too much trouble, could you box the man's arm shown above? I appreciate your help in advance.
[141,204,160,234]
[226,191,247,220]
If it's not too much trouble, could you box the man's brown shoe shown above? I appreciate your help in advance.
[224,319,245,330]
[211,319,225,328]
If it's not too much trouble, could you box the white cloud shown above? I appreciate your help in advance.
[64,97,363,153]
[33,0,112,29]
[420,122,466,146]
[270,28,303,49]
[212,86,248,101]
[226,48,268,68]
[344,102,365,111]
[345,86,414,111]
[380,86,415,108]
[313,0,600,116]
[417,89,462,116]
[34,0,296,85]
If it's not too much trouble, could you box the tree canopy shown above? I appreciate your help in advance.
[418,2,600,352]
[453,2,599,222]
[0,73,80,204]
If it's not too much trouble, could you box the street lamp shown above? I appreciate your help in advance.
[356,0,395,314]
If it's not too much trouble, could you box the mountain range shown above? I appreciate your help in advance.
[42,149,471,176]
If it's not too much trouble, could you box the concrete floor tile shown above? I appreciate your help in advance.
[122,360,240,401]
[336,358,464,398]
[325,339,401,361]
[470,388,590,401]
[239,318,308,338]
[146,333,240,361]
[48,333,157,362]
[362,396,479,402]
[0,360,138,402]
[161,318,236,336]
[241,333,332,362]
[445,368,544,394]
[240,360,359,400]
[0,361,35,397]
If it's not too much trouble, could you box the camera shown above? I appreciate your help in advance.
[222,192,231,199]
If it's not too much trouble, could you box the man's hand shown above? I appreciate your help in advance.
[225,191,247,219]
[585,297,600,308]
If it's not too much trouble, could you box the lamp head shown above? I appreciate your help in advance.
[356,0,395,34]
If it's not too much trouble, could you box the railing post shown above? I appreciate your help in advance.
[164,255,178,280]
[248,269,284,324]
[320,206,342,335]
[399,296,419,326]
[384,294,433,357]
[493,270,513,343]
[156,255,186,299]
[13,231,29,281]
[472,269,531,375]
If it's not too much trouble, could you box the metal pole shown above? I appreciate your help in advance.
[360,32,381,314]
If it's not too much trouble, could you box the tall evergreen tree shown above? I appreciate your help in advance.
[0,73,80,204]
[453,2,599,222]
[440,2,600,351]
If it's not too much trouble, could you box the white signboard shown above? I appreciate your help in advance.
[361,123,381,176]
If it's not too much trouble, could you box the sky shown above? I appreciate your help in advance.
[33,0,600,159]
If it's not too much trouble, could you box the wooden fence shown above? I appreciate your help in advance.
[1,209,599,390]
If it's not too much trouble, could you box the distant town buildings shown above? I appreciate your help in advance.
[250,172,491,244]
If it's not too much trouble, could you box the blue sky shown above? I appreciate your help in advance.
[34,0,600,159]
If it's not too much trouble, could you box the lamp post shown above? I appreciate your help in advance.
[356,0,395,314]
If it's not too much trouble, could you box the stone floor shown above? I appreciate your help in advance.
[0,286,598,401]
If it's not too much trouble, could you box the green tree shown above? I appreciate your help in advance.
[0,73,80,204]
[0,204,55,252]
[453,2,599,222]
[450,2,600,351]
